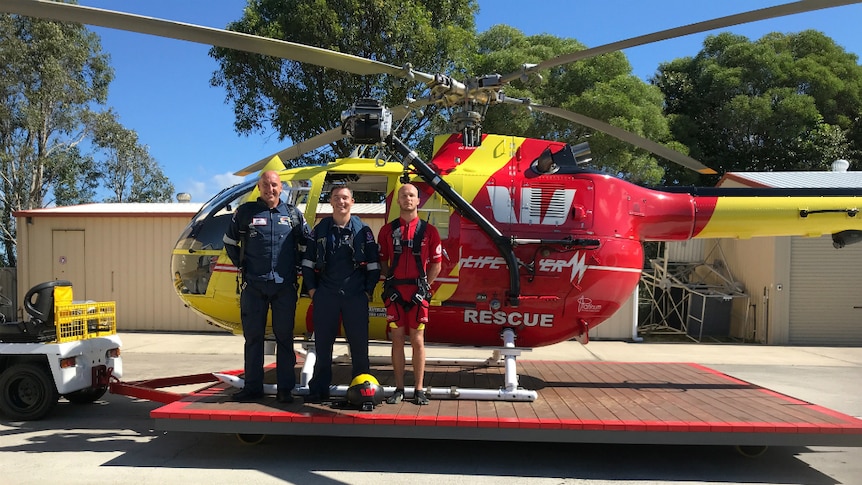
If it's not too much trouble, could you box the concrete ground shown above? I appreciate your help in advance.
[1,332,860,484]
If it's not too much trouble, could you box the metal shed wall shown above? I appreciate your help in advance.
[703,238,790,344]
[702,171,861,345]
[789,236,862,345]
[587,289,638,341]
[15,208,216,333]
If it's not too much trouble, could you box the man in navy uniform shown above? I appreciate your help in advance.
[223,170,309,403]
[301,185,380,403]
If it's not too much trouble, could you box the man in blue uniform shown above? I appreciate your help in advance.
[223,170,309,403]
[301,185,380,403]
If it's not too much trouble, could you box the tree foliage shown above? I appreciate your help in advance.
[211,0,478,166]
[212,4,681,185]
[91,111,174,203]
[654,30,862,185]
[0,14,174,266]
[475,26,673,184]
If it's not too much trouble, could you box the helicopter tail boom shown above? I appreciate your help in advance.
[693,195,861,240]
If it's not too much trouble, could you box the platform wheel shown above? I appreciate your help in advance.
[0,363,59,420]
[64,386,108,404]
[735,445,769,458]
[236,433,266,445]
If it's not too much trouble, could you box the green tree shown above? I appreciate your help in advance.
[654,30,862,185]
[475,26,675,184]
[213,5,678,185]
[0,13,112,265]
[0,14,174,266]
[51,145,100,206]
[210,0,478,165]
[92,111,174,203]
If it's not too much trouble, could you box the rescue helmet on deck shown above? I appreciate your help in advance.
[346,373,384,410]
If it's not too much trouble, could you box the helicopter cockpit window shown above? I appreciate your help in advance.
[176,180,256,252]
[171,176,313,296]
[282,179,311,207]
[316,173,388,233]
[171,180,256,295]
[317,174,387,209]
[176,177,312,254]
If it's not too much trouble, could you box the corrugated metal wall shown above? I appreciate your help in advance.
[16,213,215,333]
[667,239,705,263]
[789,236,862,345]
[587,289,637,340]
[704,238,787,344]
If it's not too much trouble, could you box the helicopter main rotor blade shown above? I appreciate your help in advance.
[501,0,862,83]
[0,0,435,82]
[526,103,716,174]
[234,128,346,176]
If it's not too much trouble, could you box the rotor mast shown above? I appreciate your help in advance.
[342,100,521,306]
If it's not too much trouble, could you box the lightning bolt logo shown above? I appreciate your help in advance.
[569,252,587,284]
[537,251,588,284]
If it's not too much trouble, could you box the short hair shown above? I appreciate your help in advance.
[329,184,353,198]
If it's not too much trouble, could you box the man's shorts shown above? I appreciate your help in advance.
[386,285,428,331]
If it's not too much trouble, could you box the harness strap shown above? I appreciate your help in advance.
[388,218,427,280]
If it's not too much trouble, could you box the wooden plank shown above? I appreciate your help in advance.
[151,360,862,446]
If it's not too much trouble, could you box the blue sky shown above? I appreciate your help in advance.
[72,0,862,203]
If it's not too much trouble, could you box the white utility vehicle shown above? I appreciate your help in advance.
[0,281,122,420]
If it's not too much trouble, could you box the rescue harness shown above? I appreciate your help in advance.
[382,218,431,309]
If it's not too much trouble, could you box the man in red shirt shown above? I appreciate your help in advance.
[378,184,442,405]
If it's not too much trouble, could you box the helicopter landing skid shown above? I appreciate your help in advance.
[295,328,538,402]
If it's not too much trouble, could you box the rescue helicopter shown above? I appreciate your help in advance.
[5,1,862,400]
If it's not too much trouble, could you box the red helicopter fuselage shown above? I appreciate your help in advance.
[171,133,862,348]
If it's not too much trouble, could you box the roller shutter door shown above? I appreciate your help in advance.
[788,236,862,345]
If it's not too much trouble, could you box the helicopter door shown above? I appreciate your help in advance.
[484,178,516,236]
[52,230,86,296]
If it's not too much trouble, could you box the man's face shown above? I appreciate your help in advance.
[397,185,419,212]
[330,187,354,217]
[258,172,282,208]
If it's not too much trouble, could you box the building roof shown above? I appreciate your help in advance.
[14,203,204,218]
[14,201,388,218]
[718,170,862,188]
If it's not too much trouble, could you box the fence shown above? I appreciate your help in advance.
[0,267,16,322]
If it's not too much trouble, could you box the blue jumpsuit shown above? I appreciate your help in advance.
[301,215,380,397]
[223,198,309,394]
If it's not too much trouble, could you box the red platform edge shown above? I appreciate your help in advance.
[146,361,862,436]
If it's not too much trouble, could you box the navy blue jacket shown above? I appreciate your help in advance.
[223,198,309,284]
[301,215,380,295]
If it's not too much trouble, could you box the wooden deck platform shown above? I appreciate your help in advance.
[150,360,862,447]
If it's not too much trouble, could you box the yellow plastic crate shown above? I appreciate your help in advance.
[54,301,117,343]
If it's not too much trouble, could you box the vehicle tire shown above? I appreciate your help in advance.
[64,386,108,404]
[734,445,769,458]
[0,363,59,420]
[236,433,266,445]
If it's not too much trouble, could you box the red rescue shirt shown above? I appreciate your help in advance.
[378,217,442,279]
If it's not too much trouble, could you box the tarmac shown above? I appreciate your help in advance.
[2,331,861,485]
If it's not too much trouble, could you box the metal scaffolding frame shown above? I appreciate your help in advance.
[639,241,749,342]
